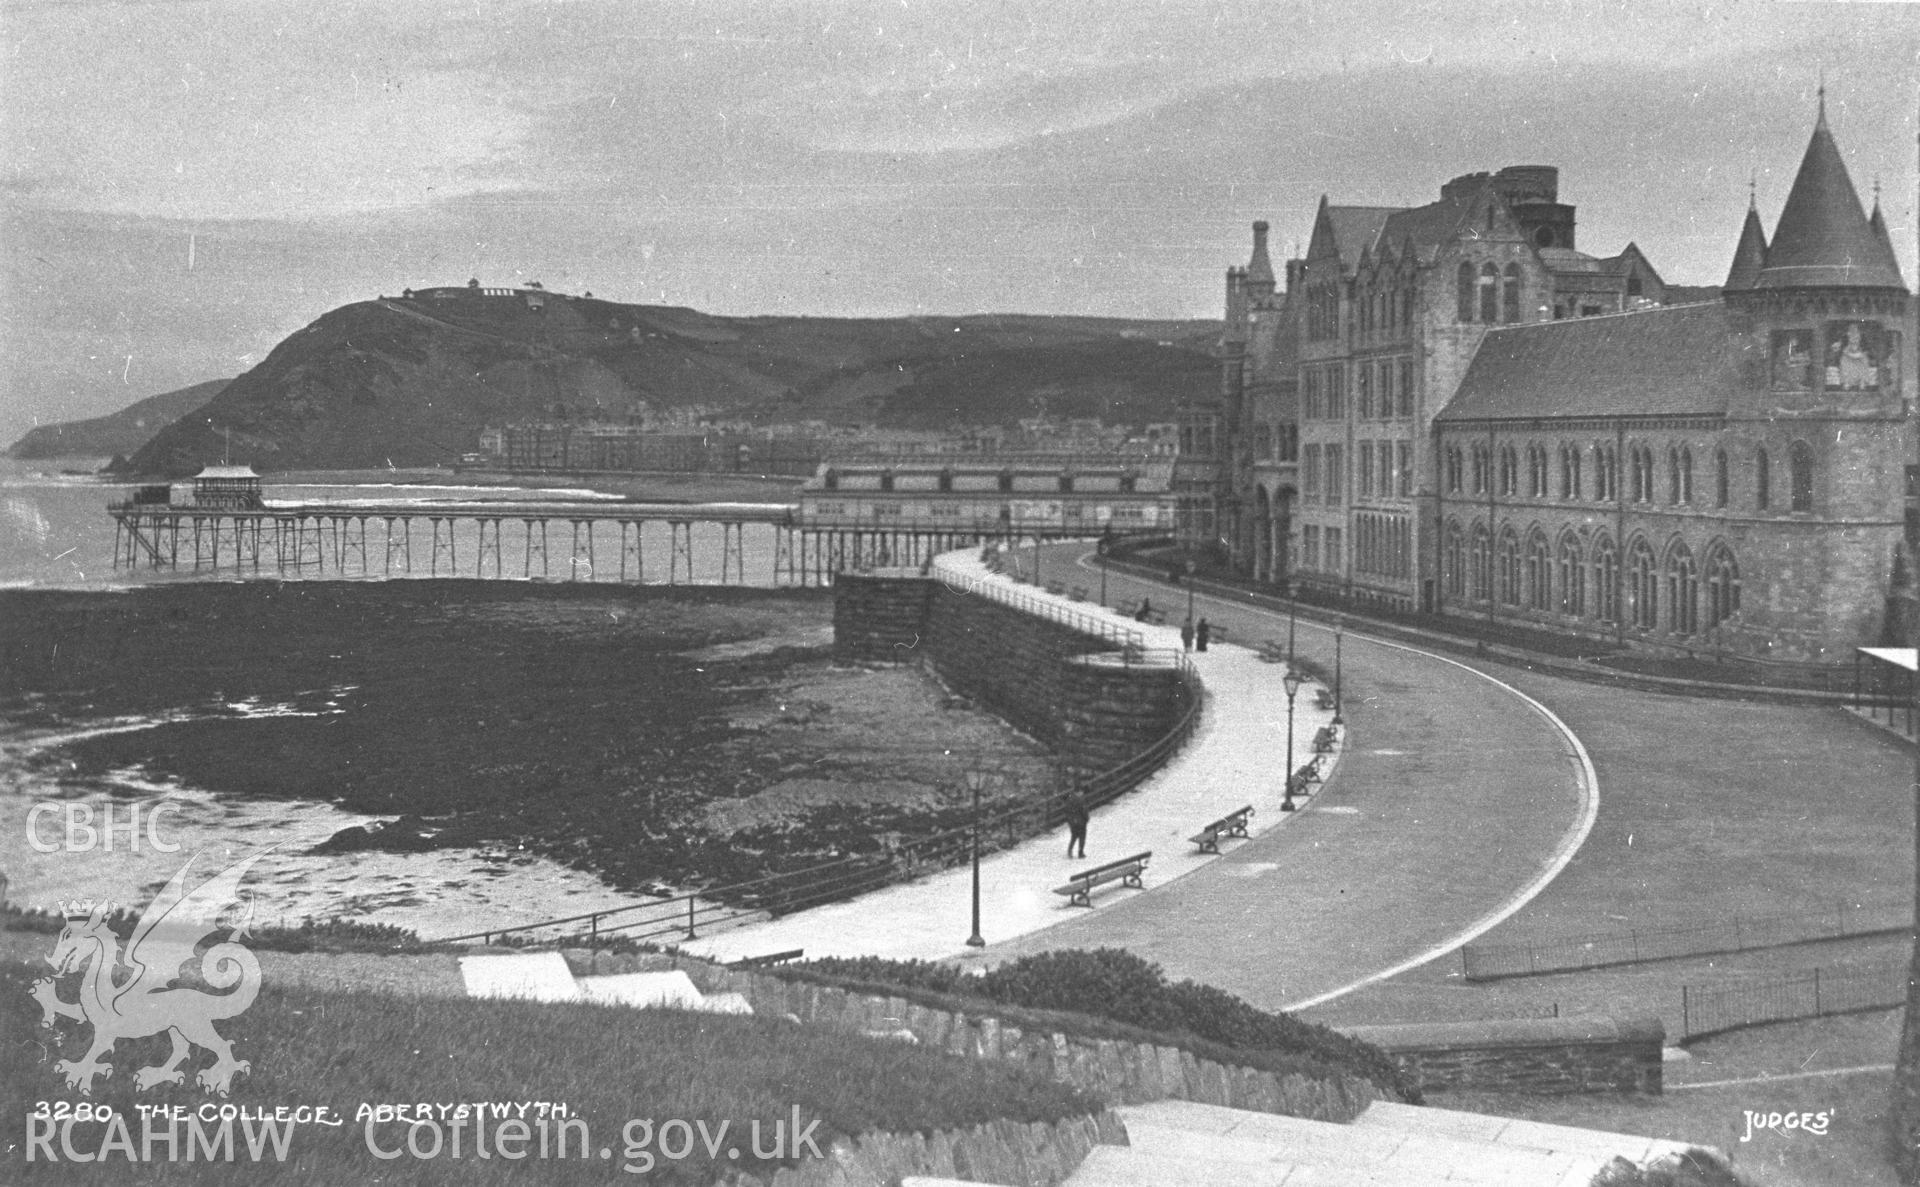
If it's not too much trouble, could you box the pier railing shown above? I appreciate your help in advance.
[436,648,1200,948]
[930,561,1145,653]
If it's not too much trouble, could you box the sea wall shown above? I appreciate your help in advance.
[832,574,1188,771]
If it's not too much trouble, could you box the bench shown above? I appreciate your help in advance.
[1068,585,1088,602]
[1133,603,1167,625]
[1315,688,1337,711]
[1053,851,1152,908]
[1189,806,1255,854]
[1294,757,1323,788]
[1313,725,1337,754]
[727,948,804,970]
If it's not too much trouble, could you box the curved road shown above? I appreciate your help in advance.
[975,546,1597,1012]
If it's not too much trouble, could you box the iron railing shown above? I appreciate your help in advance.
[937,560,1145,653]
[1462,900,1909,980]
[1681,961,1909,1042]
[438,647,1199,947]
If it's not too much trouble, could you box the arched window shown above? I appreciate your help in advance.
[1499,445,1518,496]
[1498,527,1522,605]
[1444,520,1466,598]
[1457,262,1476,323]
[1667,447,1680,504]
[1593,532,1619,623]
[1789,441,1814,512]
[1627,536,1659,630]
[1568,448,1583,501]
[1445,446,1462,493]
[1714,449,1728,508]
[1502,264,1521,324]
[823,468,839,491]
[997,469,1014,493]
[1526,529,1552,611]
[1666,541,1698,637]
[1478,263,1499,324]
[1471,444,1489,494]
[1756,448,1770,510]
[1469,523,1492,600]
[879,469,895,492]
[1705,541,1741,628]
[1558,532,1586,617]
[937,468,954,492]
[1679,447,1693,504]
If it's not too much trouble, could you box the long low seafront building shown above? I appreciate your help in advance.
[798,454,1176,535]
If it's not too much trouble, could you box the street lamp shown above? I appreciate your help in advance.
[1185,559,1197,624]
[1333,617,1345,726]
[1288,595,1298,664]
[1097,533,1110,606]
[1282,671,1304,812]
[965,771,987,948]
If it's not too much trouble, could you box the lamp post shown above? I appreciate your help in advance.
[1288,595,1298,664]
[1097,531,1111,606]
[1185,559,1197,624]
[1282,671,1304,812]
[1034,532,1043,588]
[1333,617,1345,725]
[964,771,986,948]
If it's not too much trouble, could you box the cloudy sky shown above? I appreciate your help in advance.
[3,0,1917,443]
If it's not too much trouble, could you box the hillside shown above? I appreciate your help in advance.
[108,290,1219,477]
[7,377,229,461]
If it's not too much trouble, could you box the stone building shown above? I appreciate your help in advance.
[1183,98,1912,660]
[801,454,1175,535]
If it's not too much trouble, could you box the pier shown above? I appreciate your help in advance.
[108,497,1130,586]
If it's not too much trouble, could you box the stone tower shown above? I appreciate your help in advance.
[1717,94,1912,658]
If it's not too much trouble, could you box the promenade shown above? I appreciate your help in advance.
[684,549,1599,1016]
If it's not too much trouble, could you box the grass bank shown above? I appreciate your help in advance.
[1,961,1101,1185]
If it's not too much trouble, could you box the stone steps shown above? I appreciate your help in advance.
[1062,1099,1719,1187]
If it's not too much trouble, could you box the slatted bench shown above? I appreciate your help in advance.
[1053,851,1152,908]
[1045,579,1066,595]
[1258,640,1288,664]
[1068,585,1088,601]
[1315,688,1337,711]
[1189,806,1255,854]
[1133,604,1168,625]
[1313,725,1337,754]
[1294,757,1323,789]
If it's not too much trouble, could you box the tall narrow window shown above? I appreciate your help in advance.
[1714,449,1728,508]
[1470,524,1492,600]
[1558,533,1585,617]
[1445,521,1465,597]
[1756,448,1771,510]
[1706,542,1741,628]
[1397,360,1415,418]
[1593,533,1619,624]
[1667,542,1698,637]
[1526,530,1552,611]
[1478,263,1499,324]
[1457,262,1476,323]
[1502,264,1521,324]
[1789,441,1814,512]
[1628,537,1658,630]
[1498,528,1522,605]
[1679,448,1693,504]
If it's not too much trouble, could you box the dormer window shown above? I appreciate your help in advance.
[879,470,895,492]
[822,468,839,491]
[997,470,1014,493]
[937,469,954,492]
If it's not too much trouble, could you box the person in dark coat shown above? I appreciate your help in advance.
[1064,792,1089,859]
[1180,617,1195,652]
[1195,618,1211,652]
[1135,597,1152,623]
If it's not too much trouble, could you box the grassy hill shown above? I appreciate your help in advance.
[105,290,1218,477]
[6,377,228,461]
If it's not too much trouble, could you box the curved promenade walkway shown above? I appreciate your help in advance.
[683,549,1597,1016]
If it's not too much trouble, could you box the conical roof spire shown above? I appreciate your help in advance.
[1724,189,1769,291]
[1870,180,1896,257]
[1753,99,1906,290]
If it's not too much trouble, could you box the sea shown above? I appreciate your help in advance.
[0,456,794,940]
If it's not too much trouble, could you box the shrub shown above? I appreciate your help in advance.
[785,948,1416,1102]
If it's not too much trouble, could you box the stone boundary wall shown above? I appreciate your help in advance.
[583,954,1392,1122]
[1339,1016,1665,1096]
[753,1111,1127,1187]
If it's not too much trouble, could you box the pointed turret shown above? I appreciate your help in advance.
[1870,189,1896,258]
[1752,101,1906,290]
[1245,220,1276,298]
[1724,196,1769,292]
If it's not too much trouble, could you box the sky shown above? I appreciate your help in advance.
[3,0,1919,444]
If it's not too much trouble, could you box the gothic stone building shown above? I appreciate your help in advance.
[1181,102,1912,661]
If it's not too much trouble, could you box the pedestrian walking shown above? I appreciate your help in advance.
[1180,617,1195,652]
[1064,792,1089,859]
[1135,597,1152,623]
[1195,618,1211,652]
